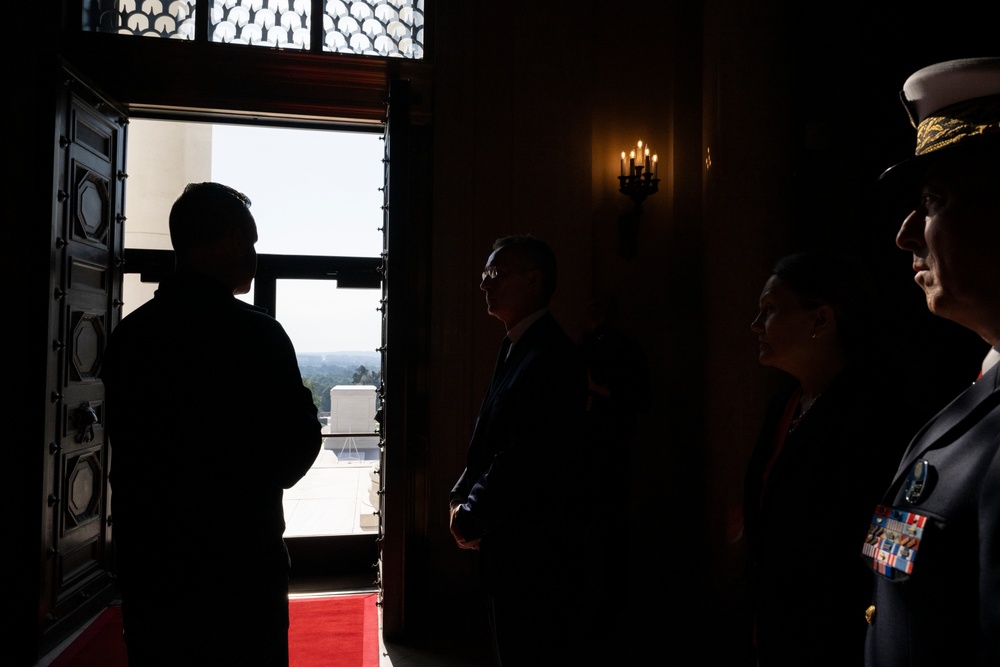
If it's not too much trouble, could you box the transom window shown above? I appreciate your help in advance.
[82,0,425,57]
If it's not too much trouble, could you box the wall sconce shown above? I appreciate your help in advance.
[617,140,659,258]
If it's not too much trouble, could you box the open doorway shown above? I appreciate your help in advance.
[121,117,386,587]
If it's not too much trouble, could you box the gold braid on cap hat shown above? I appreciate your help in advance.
[914,94,1000,157]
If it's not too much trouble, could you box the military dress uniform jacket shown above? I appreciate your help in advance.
[450,312,589,593]
[864,360,1000,667]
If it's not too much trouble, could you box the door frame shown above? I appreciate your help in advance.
[43,27,432,653]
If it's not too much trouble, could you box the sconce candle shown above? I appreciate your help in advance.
[617,139,660,202]
[616,139,660,259]
[622,140,658,177]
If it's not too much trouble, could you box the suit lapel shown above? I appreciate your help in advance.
[477,316,554,412]
[890,362,1000,488]
[473,338,510,439]
[471,318,553,450]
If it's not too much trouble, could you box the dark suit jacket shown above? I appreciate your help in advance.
[102,272,322,663]
[743,366,917,667]
[451,312,589,593]
[864,360,1000,667]
[104,273,322,548]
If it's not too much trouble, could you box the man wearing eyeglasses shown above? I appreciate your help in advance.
[449,234,590,666]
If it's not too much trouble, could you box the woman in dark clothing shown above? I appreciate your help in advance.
[741,251,922,667]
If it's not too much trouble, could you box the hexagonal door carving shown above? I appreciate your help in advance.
[66,452,103,527]
[70,312,106,382]
[74,168,110,245]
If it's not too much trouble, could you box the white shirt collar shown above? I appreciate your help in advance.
[982,344,1000,377]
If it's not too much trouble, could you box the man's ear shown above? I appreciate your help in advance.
[812,305,836,339]
[523,267,544,292]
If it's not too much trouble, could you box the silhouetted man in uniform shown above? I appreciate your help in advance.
[103,182,322,666]
[449,234,590,666]
[862,57,1000,667]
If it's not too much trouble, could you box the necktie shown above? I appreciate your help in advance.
[492,338,511,384]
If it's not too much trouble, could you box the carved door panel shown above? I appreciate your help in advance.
[41,68,125,650]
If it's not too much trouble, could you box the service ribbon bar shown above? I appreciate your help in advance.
[861,504,927,579]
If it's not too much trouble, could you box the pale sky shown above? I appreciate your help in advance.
[210,125,385,355]
[125,121,385,355]
[210,125,384,258]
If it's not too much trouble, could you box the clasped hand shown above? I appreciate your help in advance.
[449,504,481,550]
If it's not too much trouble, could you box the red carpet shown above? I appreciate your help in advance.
[289,594,380,667]
[49,605,127,667]
[48,594,379,666]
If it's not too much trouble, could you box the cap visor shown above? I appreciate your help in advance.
[876,134,1000,200]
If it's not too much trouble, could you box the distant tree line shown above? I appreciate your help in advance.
[300,361,382,413]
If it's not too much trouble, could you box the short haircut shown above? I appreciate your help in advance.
[492,234,558,302]
[169,182,254,252]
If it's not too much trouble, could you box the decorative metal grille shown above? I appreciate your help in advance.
[323,0,423,58]
[212,0,310,49]
[83,0,424,58]
[82,0,196,39]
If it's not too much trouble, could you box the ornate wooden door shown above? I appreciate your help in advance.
[40,66,125,651]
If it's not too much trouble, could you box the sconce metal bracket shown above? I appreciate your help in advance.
[618,170,660,203]
[616,169,659,258]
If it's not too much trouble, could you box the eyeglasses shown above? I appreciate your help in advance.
[482,266,536,281]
